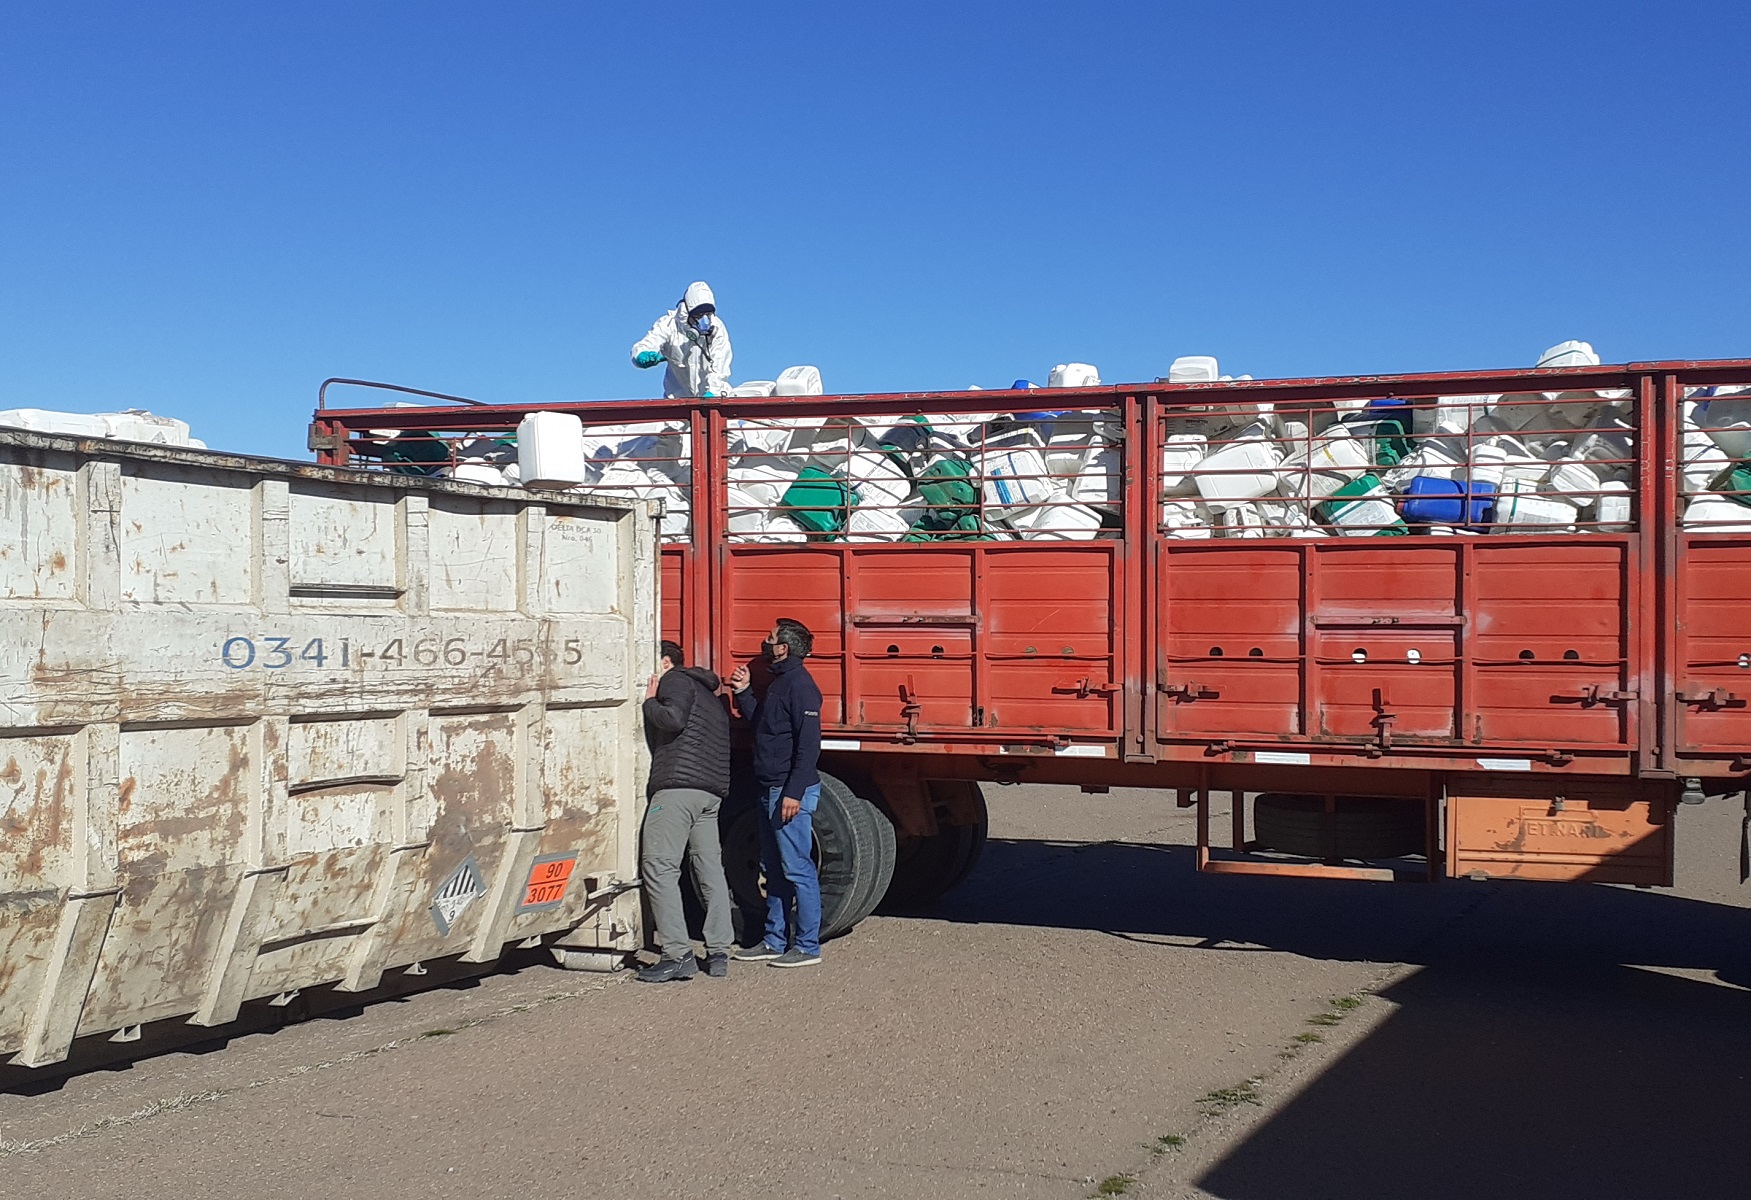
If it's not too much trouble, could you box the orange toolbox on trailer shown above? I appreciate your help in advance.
[311,360,1751,914]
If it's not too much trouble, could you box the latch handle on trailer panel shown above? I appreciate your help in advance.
[1677,688,1746,710]
[898,678,922,744]
[1367,688,1396,757]
[1052,677,1121,700]
[1552,685,1640,708]
[1159,681,1221,702]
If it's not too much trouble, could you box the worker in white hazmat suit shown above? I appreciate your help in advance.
[631,282,733,398]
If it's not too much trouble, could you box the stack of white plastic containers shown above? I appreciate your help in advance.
[1150,341,1747,539]
[0,408,205,448]
[717,361,1124,543]
[489,342,1751,543]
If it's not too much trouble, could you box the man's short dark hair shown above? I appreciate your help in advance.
[659,640,685,667]
[773,618,813,659]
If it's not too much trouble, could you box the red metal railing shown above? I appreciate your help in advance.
[311,360,1751,782]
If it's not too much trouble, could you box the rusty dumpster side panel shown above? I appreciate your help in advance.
[0,431,656,1068]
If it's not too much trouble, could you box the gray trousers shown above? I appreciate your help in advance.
[640,787,734,959]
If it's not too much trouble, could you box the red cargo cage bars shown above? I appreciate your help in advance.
[312,361,1751,892]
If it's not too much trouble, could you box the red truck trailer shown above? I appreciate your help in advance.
[310,359,1751,936]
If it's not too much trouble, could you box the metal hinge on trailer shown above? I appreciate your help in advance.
[1551,685,1640,708]
[1677,688,1747,710]
[1051,677,1120,700]
[1159,681,1221,702]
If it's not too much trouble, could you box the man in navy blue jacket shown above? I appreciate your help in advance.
[728,617,824,968]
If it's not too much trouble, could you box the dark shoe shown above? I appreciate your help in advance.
[702,952,729,978]
[635,955,698,983]
[732,941,784,962]
[769,948,822,969]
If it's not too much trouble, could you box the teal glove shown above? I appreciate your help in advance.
[634,350,663,369]
[702,390,717,398]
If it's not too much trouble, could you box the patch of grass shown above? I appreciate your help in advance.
[1094,1174,1137,1196]
[1306,1012,1342,1026]
[1293,1031,1324,1044]
[1331,995,1363,1011]
[1150,1134,1186,1154]
[1197,1081,1263,1113]
[420,1028,456,1038]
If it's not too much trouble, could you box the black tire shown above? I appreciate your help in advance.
[1252,792,1426,860]
[837,789,898,933]
[717,772,893,943]
[879,781,990,910]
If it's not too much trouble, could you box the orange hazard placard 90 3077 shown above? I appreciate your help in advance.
[519,855,578,910]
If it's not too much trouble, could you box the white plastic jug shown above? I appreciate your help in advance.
[1279,427,1370,500]
[1468,443,1509,487]
[728,459,797,506]
[1544,460,1603,505]
[726,486,773,538]
[748,514,812,543]
[1163,500,1213,539]
[1683,495,1751,531]
[846,502,924,542]
[518,412,589,489]
[1698,395,1751,460]
[1494,480,1579,530]
[1013,501,1103,541]
[1048,362,1101,389]
[0,408,116,439]
[1069,444,1122,509]
[982,446,1056,514]
[727,380,778,398]
[844,449,913,507]
[774,366,824,396]
[1594,481,1632,532]
[1215,503,1267,539]
[1167,356,1219,383]
[1194,428,1284,508]
[1682,425,1730,493]
[99,410,194,446]
[1161,434,1208,495]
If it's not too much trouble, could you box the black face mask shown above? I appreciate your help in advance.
[759,639,777,660]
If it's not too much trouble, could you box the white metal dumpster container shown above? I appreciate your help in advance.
[0,430,656,1068]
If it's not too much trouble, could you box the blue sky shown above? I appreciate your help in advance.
[2,2,1747,458]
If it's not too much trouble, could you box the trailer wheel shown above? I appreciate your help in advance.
[880,781,990,910]
[718,772,894,943]
[835,785,898,934]
[1252,793,1426,860]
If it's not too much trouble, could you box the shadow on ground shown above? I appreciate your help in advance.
[933,837,1751,1200]
[0,944,559,1096]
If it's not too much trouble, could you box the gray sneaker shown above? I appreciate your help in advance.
[702,952,729,978]
[769,948,822,969]
[732,941,784,962]
[635,955,698,983]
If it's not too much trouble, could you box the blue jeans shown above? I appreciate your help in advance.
[756,783,821,956]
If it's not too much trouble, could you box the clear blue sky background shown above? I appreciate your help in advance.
[2,2,1747,458]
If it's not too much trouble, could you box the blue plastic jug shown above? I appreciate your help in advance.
[1400,476,1495,524]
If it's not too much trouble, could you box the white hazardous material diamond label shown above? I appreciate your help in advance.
[430,855,486,936]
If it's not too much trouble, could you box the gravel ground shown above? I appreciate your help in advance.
[3,786,1747,1200]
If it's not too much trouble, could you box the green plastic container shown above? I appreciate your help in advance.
[1709,462,1751,508]
[916,457,978,511]
[904,511,990,542]
[780,467,857,538]
[1315,473,1408,536]
[1370,418,1413,467]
